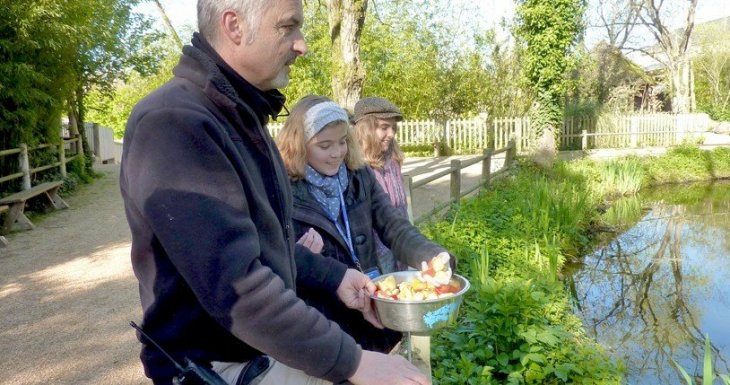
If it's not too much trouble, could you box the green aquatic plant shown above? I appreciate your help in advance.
[672,335,730,385]
[597,158,644,197]
[471,244,491,287]
[601,195,644,229]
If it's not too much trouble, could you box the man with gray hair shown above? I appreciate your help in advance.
[120,0,430,384]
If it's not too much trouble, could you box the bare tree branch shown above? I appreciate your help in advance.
[153,0,182,48]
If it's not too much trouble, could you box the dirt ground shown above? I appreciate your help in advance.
[0,157,491,385]
[0,163,144,385]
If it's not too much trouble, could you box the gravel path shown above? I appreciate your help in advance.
[0,164,144,385]
[0,157,490,385]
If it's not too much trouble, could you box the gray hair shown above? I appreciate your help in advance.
[197,0,268,46]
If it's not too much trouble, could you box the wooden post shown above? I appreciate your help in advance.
[76,132,84,160]
[630,116,638,148]
[444,120,451,153]
[581,130,587,150]
[403,174,414,223]
[93,122,101,161]
[450,159,461,203]
[482,148,493,188]
[505,138,516,167]
[19,144,31,190]
[411,335,432,379]
[59,142,67,177]
[676,114,685,144]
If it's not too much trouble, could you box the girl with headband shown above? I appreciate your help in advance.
[277,95,453,353]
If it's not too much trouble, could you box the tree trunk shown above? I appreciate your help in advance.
[670,58,692,113]
[532,124,557,168]
[70,86,92,172]
[637,0,697,113]
[153,0,183,48]
[528,99,558,168]
[327,0,367,111]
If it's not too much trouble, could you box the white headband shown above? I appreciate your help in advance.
[304,101,350,141]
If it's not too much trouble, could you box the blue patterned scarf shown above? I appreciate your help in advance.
[304,164,349,223]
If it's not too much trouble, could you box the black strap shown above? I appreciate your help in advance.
[235,356,270,385]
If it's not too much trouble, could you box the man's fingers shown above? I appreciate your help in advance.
[364,280,377,295]
[362,306,384,329]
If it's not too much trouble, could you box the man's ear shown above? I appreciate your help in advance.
[221,10,243,45]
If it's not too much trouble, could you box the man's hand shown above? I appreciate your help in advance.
[336,269,383,329]
[349,351,431,385]
[296,227,323,254]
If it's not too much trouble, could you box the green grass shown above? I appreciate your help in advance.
[423,145,730,384]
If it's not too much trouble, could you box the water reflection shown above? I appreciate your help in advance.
[569,182,730,385]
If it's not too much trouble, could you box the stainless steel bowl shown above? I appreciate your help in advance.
[370,271,470,333]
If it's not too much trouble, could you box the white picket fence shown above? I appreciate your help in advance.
[269,116,492,152]
[491,113,711,153]
[211,112,713,155]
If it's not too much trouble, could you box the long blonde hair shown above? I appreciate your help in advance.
[276,95,365,181]
[355,115,405,169]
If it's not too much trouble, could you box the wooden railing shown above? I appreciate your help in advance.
[404,139,517,225]
[0,138,81,191]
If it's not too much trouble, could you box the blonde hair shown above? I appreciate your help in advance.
[277,95,365,181]
[355,115,405,169]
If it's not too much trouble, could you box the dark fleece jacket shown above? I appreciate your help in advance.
[120,34,359,383]
[291,167,447,352]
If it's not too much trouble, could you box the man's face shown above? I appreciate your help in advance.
[238,0,307,90]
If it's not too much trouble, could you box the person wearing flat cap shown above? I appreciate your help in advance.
[276,95,454,354]
[353,97,409,274]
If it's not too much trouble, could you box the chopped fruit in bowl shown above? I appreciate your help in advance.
[418,252,452,287]
[374,272,459,301]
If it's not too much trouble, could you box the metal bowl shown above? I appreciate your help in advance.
[370,271,470,333]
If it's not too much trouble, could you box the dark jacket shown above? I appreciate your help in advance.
[120,35,360,384]
[291,167,447,352]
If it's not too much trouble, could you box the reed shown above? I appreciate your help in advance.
[672,335,730,385]
[470,244,491,286]
[597,158,644,197]
[522,176,594,239]
[602,195,644,229]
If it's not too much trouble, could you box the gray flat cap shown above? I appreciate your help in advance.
[353,97,403,123]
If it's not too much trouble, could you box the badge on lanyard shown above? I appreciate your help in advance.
[363,266,381,280]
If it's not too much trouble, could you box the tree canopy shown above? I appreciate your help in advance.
[0,0,160,149]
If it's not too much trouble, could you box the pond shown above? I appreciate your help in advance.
[568,181,730,384]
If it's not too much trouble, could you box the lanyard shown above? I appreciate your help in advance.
[335,182,361,270]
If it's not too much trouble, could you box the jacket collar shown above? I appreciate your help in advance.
[174,33,286,125]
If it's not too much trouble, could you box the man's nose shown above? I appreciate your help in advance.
[293,32,307,56]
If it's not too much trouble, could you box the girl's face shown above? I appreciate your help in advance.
[374,118,397,153]
[306,121,348,176]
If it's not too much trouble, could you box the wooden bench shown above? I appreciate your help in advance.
[0,205,7,247]
[0,181,68,235]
